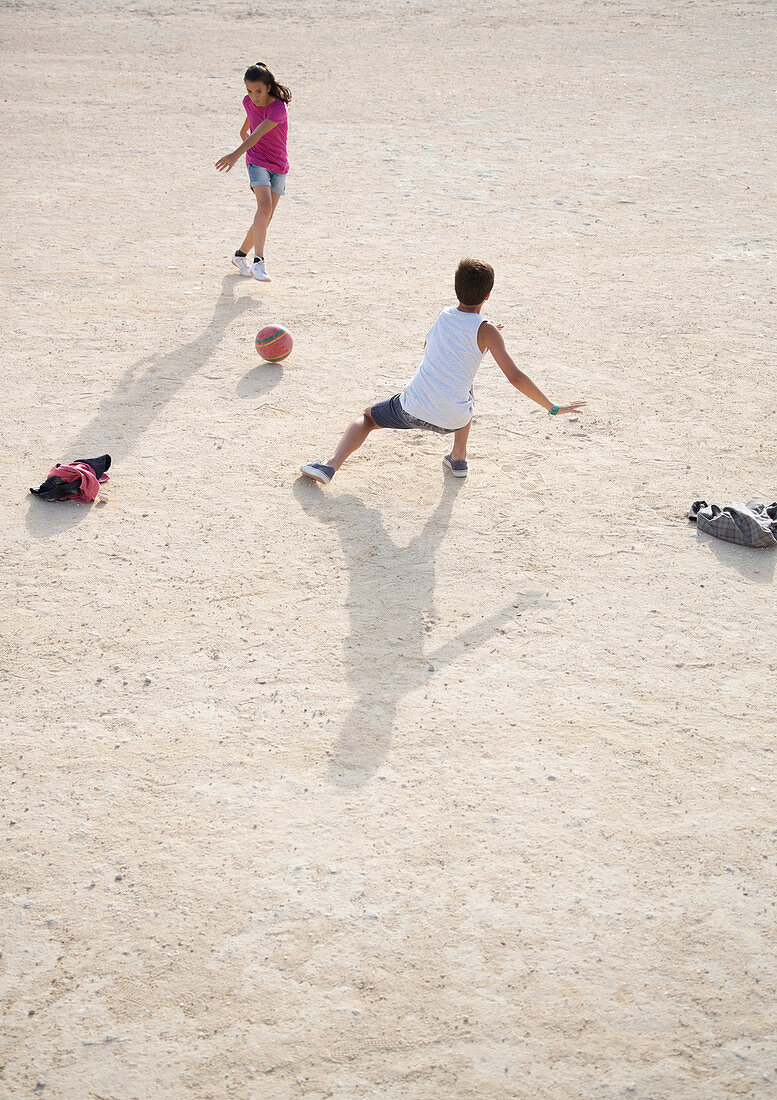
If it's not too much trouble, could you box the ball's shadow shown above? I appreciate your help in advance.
[236,361,284,399]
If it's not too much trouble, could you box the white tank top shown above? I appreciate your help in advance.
[400,307,486,430]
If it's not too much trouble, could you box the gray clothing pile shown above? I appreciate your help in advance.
[689,500,777,548]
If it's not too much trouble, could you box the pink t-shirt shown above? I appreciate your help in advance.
[243,95,289,174]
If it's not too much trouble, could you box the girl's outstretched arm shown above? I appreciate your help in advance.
[215,119,278,172]
[479,321,586,415]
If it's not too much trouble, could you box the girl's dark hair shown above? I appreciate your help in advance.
[244,62,292,103]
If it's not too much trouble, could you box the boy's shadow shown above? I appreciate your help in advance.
[293,476,515,786]
[26,276,267,538]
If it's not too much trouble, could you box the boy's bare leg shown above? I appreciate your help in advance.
[328,413,377,470]
[450,420,471,461]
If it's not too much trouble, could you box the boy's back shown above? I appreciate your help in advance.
[400,306,485,432]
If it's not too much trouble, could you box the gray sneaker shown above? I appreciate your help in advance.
[443,453,468,478]
[251,258,271,282]
[300,460,335,485]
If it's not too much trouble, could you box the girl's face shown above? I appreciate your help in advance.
[245,80,272,106]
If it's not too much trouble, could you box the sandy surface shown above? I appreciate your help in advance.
[2,1,777,1096]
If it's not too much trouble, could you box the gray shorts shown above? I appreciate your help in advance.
[369,394,456,435]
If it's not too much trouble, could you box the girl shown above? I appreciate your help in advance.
[215,62,291,282]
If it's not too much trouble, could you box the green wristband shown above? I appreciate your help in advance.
[549,404,560,416]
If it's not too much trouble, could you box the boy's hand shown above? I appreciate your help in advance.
[480,322,587,416]
[215,151,240,172]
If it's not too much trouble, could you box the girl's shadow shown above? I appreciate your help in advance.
[26,276,265,538]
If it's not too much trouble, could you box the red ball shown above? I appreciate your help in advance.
[255,324,293,362]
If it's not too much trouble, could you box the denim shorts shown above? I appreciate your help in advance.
[247,163,287,194]
[369,394,455,435]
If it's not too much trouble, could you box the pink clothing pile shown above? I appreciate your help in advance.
[45,462,109,502]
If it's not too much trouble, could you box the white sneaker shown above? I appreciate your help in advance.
[231,254,251,276]
[251,258,271,282]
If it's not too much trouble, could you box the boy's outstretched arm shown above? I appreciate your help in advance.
[479,322,586,415]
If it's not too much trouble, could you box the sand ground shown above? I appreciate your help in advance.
[2,1,777,1097]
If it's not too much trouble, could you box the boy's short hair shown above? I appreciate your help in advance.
[455,258,494,306]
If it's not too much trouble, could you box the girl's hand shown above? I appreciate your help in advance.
[215,151,240,172]
[556,400,587,415]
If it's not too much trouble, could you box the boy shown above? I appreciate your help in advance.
[300,259,585,484]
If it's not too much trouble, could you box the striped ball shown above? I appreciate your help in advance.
[255,324,293,362]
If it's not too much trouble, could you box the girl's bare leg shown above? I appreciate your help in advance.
[240,188,281,256]
[451,419,471,461]
[328,413,377,470]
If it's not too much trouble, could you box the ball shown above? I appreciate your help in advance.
[255,324,293,362]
